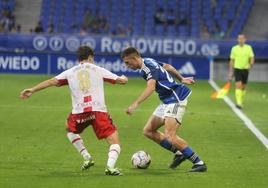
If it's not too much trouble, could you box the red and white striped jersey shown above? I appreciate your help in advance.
[55,62,118,114]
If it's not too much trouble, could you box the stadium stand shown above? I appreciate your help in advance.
[1,0,253,38]
[0,0,16,32]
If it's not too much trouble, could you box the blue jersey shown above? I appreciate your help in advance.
[139,58,191,104]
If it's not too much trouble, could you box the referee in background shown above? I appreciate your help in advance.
[228,34,255,109]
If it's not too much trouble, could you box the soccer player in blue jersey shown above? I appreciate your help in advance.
[121,47,207,172]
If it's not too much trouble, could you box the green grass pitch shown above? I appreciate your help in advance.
[0,74,268,188]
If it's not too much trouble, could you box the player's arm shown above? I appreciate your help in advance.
[228,59,234,81]
[116,75,128,84]
[249,57,255,68]
[162,63,195,85]
[126,79,156,115]
[100,66,128,85]
[249,47,255,68]
[228,47,235,81]
[20,78,59,99]
[163,63,183,81]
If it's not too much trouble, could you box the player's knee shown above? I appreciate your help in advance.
[164,134,175,144]
[236,82,242,89]
[143,127,153,138]
[66,127,72,132]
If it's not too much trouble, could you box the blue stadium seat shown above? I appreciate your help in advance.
[38,0,252,38]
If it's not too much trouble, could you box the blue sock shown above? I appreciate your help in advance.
[159,139,178,153]
[182,146,201,164]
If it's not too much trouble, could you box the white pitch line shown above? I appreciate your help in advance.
[209,79,268,150]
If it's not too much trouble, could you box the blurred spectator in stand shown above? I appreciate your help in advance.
[117,24,127,36]
[154,8,166,25]
[34,21,44,33]
[201,25,210,39]
[167,9,176,25]
[179,11,188,26]
[96,11,109,34]
[125,25,133,36]
[79,24,88,36]
[83,8,95,28]
[47,23,54,33]
[0,25,4,32]
[11,24,21,33]
[91,21,100,34]
[0,8,15,32]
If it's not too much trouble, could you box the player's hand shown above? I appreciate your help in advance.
[20,88,33,99]
[117,75,128,84]
[228,72,233,81]
[249,63,254,70]
[126,102,138,115]
[181,77,195,85]
[120,75,128,84]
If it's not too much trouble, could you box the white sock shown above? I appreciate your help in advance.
[67,132,91,160]
[195,160,204,165]
[107,144,121,169]
[175,150,183,155]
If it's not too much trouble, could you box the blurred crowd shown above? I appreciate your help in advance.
[154,7,188,27]
[1,3,194,37]
[0,5,20,33]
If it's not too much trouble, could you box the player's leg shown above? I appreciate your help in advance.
[164,117,206,172]
[143,115,164,143]
[240,69,249,107]
[105,131,121,169]
[164,101,206,172]
[234,69,244,109]
[92,112,122,176]
[66,113,94,170]
[143,105,182,155]
[105,131,122,176]
[144,104,185,168]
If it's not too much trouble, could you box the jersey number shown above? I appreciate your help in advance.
[159,66,174,83]
[77,70,90,93]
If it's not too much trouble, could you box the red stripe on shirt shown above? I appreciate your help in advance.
[57,79,68,86]
[83,106,92,112]
[103,78,116,84]
[83,95,92,102]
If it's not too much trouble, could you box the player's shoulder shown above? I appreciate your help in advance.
[244,44,253,49]
[143,58,160,69]
[232,44,239,50]
[81,62,104,71]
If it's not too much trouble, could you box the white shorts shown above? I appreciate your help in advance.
[153,99,188,124]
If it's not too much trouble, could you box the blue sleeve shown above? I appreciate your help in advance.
[157,61,164,66]
[145,67,159,81]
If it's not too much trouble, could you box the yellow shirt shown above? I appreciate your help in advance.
[230,44,254,69]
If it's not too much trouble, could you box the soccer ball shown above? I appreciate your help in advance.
[131,151,151,169]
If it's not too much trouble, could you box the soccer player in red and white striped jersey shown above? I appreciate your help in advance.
[20,45,128,176]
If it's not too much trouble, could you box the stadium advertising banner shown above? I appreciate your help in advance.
[0,52,209,79]
[0,52,48,74]
[1,34,268,58]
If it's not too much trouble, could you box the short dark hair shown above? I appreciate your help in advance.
[77,45,94,61]
[121,47,141,59]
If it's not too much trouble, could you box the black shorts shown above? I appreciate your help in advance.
[234,69,249,84]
